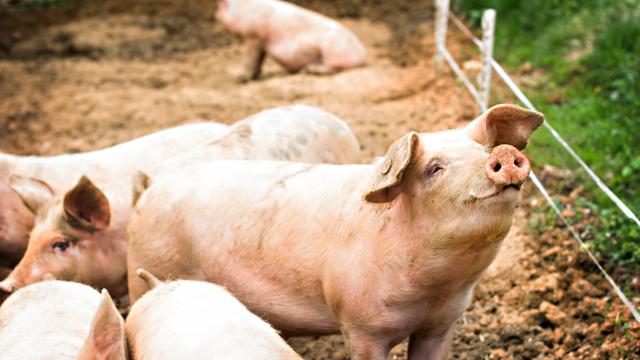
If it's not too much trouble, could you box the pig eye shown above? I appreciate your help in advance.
[51,240,71,252]
[426,163,444,177]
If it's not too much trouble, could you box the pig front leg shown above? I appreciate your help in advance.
[239,38,266,82]
[342,328,392,360]
[407,326,454,360]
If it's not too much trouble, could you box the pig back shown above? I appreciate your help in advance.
[212,104,361,165]
[0,281,102,360]
[126,280,301,359]
[2,122,229,191]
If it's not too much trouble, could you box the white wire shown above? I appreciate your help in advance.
[437,44,487,111]
[529,172,640,323]
[438,13,640,323]
[449,12,640,228]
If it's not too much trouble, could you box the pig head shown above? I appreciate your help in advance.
[0,280,126,360]
[0,176,128,297]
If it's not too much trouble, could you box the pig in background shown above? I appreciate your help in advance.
[0,105,361,300]
[0,280,126,360]
[217,0,367,81]
[127,104,543,359]
[0,122,229,270]
[126,269,301,360]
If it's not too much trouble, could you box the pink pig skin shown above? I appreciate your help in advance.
[0,122,229,269]
[0,280,126,360]
[127,104,543,360]
[217,0,367,81]
[126,270,301,360]
[0,105,361,299]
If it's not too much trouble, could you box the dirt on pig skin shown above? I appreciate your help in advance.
[1,0,637,358]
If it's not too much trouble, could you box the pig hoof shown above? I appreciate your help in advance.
[235,74,254,84]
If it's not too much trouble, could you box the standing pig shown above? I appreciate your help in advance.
[0,280,126,360]
[217,0,367,81]
[0,122,229,269]
[126,104,543,359]
[126,269,301,359]
[0,105,361,299]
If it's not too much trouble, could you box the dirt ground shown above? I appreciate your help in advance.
[0,0,638,358]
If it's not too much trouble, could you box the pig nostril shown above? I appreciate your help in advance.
[493,163,501,172]
[514,159,521,167]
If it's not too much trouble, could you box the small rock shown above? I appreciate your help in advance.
[539,301,567,326]
[489,348,508,359]
[570,278,602,297]
[529,273,560,293]
[462,59,482,72]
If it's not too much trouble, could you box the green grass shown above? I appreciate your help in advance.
[459,1,640,271]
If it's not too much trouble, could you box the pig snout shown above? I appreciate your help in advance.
[485,144,530,188]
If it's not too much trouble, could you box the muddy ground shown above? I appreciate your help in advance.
[1,0,638,358]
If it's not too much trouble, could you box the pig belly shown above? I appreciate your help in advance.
[200,259,340,336]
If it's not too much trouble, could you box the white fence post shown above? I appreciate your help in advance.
[478,9,495,111]
[434,0,450,69]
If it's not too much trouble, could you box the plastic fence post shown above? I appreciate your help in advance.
[479,9,495,111]
[435,0,450,69]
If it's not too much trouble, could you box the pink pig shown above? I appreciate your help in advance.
[126,269,301,359]
[0,122,229,269]
[0,280,126,360]
[127,104,543,359]
[217,0,367,81]
[0,105,361,299]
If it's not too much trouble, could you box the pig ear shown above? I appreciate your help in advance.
[466,104,544,150]
[364,132,420,203]
[8,175,55,214]
[131,171,152,207]
[77,289,127,360]
[63,176,110,231]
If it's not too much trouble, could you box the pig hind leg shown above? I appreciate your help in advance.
[310,32,366,74]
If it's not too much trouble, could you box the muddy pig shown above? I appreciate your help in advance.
[126,269,301,359]
[217,0,367,81]
[127,104,543,359]
[0,280,126,360]
[0,105,361,299]
[0,122,229,269]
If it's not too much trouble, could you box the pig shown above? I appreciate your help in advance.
[0,122,229,269]
[217,0,367,81]
[126,104,543,359]
[0,280,126,360]
[0,105,361,299]
[126,269,301,359]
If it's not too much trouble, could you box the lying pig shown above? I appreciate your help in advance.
[0,105,361,299]
[126,104,543,359]
[0,280,126,360]
[0,122,229,269]
[217,0,367,81]
[126,269,301,359]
